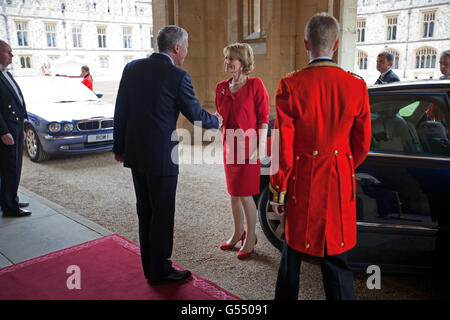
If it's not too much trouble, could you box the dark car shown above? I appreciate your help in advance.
[257,80,450,276]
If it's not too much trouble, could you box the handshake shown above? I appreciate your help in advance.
[215,112,223,129]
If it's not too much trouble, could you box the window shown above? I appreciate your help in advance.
[150,27,154,49]
[45,23,57,47]
[16,22,29,47]
[415,47,437,69]
[123,27,132,49]
[386,16,398,41]
[358,51,368,70]
[72,25,82,48]
[99,56,109,68]
[97,26,107,48]
[369,93,450,157]
[422,11,436,38]
[357,19,366,43]
[243,0,265,41]
[19,55,32,68]
[124,56,134,64]
[385,49,400,69]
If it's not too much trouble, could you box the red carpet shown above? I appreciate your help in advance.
[0,234,240,300]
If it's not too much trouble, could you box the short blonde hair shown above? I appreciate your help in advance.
[223,43,255,75]
[304,12,340,52]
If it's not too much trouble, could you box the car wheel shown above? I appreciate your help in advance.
[257,185,284,251]
[25,125,50,162]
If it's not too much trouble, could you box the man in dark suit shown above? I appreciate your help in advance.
[375,52,400,84]
[113,26,221,285]
[0,40,31,217]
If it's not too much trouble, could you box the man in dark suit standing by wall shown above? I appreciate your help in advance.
[375,52,400,84]
[113,26,221,285]
[0,40,31,217]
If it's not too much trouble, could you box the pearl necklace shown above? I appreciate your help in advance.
[229,76,247,89]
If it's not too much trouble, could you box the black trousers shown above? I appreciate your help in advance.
[131,170,178,281]
[0,128,24,213]
[275,241,355,300]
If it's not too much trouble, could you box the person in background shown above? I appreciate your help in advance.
[439,50,450,80]
[270,13,371,300]
[375,52,400,84]
[215,43,269,259]
[0,40,31,217]
[81,65,93,91]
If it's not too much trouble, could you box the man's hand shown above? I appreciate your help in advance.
[1,133,14,145]
[114,153,125,163]
[272,204,286,217]
[215,112,223,129]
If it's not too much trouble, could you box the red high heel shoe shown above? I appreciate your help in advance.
[237,236,257,259]
[220,232,246,250]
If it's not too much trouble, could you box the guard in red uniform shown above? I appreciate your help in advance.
[270,13,371,300]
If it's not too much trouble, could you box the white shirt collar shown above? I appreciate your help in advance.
[380,68,391,78]
[0,64,8,73]
[159,52,174,65]
[309,56,334,63]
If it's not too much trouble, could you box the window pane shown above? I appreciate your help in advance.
[423,23,428,38]
[429,21,434,37]
[369,94,450,157]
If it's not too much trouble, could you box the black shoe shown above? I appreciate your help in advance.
[2,209,32,217]
[149,269,192,285]
[19,202,30,208]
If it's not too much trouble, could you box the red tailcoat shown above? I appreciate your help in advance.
[270,61,371,257]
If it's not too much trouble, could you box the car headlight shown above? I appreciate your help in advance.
[48,122,61,133]
[63,123,74,133]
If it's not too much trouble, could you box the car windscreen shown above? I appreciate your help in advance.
[16,77,99,104]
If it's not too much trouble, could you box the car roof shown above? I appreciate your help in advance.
[368,79,450,93]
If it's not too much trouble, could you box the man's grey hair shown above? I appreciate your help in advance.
[304,12,340,52]
[157,25,188,53]
[378,51,394,63]
[441,50,450,59]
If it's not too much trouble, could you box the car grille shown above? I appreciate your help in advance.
[76,118,113,131]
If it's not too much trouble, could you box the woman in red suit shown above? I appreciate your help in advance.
[81,65,93,91]
[215,43,270,259]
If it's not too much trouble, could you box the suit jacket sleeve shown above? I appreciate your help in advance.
[113,65,130,155]
[254,78,270,125]
[177,73,219,130]
[350,81,371,168]
[269,78,295,204]
[0,86,9,136]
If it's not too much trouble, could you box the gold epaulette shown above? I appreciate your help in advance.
[347,71,365,82]
[284,70,300,78]
[269,184,287,205]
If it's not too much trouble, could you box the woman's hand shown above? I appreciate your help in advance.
[215,112,223,129]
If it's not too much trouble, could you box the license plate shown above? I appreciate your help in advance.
[87,133,113,143]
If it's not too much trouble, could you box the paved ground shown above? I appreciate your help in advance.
[0,188,111,268]
[12,80,449,300]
